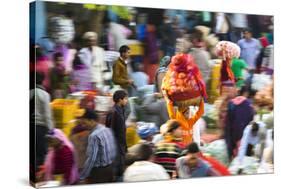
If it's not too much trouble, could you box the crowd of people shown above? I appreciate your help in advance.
[30,3,274,187]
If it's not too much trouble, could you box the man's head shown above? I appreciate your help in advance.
[83,31,98,47]
[185,142,200,169]
[166,120,182,138]
[78,109,99,130]
[189,28,204,45]
[113,90,128,106]
[119,45,131,60]
[135,143,154,161]
[251,122,260,137]
[53,52,64,66]
[243,28,253,40]
[239,85,249,98]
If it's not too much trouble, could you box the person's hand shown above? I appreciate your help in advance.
[162,90,172,104]
[128,79,134,84]
[154,92,163,99]
[172,171,177,179]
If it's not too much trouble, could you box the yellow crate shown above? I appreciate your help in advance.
[55,121,76,138]
[50,99,80,124]
[128,43,144,56]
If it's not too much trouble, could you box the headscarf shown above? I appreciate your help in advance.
[44,129,79,184]
[159,56,171,71]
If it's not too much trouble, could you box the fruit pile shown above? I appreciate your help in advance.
[162,53,207,110]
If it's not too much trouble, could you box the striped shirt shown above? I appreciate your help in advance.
[80,124,117,180]
[154,141,185,177]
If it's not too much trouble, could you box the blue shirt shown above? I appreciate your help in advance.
[238,38,261,69]
[80,124,117,179]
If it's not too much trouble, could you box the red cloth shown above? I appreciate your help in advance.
[53,145,74,184]
[199,153,231,176]
[259,36,270,48]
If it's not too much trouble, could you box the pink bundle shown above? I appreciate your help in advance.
[215,41,241,60]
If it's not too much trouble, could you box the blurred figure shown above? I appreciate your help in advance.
[237,28,261,71]
[104,20,133,51]
[112,45,135,95]
[155,56,171,95]
[224,86,254,160]
[130,63,149,89]
[141,93,169,128]
[257,129,273,174]
[154,120,185,178]
[30,72,54,175]
[79,110,116,184]
[109,90,129,181]
[70,113,95,172]
[214,13,231,41]
[71,52,93,91]
[159,15,176,56]
[189,28,211,84]
[176,142,219,178]
[123,143,170,182]
[231,57,248,89]
[79,32,107,90]
[237,122,266,166]
[49,52,70,99]
[32,45,53,92]
[142,23,159,84]
[44,129,79,185]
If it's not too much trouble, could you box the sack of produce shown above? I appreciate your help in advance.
[48,16,75,44]
[162,53,207,110]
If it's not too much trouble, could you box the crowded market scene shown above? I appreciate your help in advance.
[29,1,274,187]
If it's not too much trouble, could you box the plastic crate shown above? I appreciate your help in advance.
[50,99,80,124]
[128,43,144,56]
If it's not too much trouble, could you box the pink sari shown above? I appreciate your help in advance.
[44,129,79,185]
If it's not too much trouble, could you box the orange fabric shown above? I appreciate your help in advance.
[166,100,204,145]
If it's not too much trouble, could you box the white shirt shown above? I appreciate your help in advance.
[124,161,170,182]
[30,87,54,129]
[237,122,266,164]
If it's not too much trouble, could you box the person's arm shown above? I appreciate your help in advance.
[187,99,205,126]
[163,90,176,119]
[112,62,130,86]
[43,91,54,130]
[80,135,98,180]
[237,126,251,165]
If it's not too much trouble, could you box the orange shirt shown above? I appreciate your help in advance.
[166,100,204,145]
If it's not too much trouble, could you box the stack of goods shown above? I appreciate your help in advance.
[215,41,240,94]
[48,16,75,44]
[162,53,207,112]
[50,99,84,137]
[208,59,222,104]
[254,83,273,108]
[215,41,240,60]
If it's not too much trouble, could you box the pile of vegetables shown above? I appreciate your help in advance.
[254,83,273,108]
